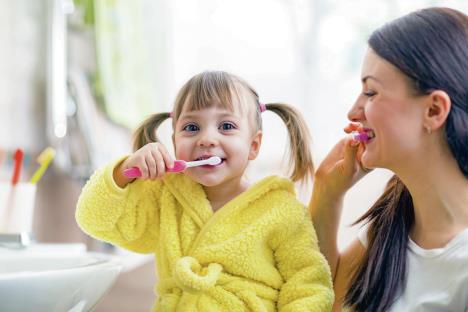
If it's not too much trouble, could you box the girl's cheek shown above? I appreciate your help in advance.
[174,141,191,159]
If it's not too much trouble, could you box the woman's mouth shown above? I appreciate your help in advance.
[363,128,376,142]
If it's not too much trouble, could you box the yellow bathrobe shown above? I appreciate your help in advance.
[76,158,333,311]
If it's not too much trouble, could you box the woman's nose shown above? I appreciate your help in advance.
[347,96,365,122]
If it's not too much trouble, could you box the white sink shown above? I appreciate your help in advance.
[0,244,122,312]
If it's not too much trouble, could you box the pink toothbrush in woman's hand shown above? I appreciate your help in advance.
[350,131,370,142]
[123,156,222,178]
[350,130,375,142]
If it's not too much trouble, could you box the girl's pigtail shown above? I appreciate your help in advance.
[133,112,171,151]
[264,103,314,183]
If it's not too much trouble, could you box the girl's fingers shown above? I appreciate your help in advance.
[145,154,157,179]
[158,159,166,179]
[129,142,174,180]
[158,144,174,169]
[151,150,166,179]
[138,164,149,179]
[147,149,161,179]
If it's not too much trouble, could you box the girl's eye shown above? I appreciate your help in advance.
[219,122,236,131]
[183,124,199,132]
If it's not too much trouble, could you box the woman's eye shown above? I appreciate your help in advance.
[363,90,377,97]
[219,122,236,131]
[183,124,199,132]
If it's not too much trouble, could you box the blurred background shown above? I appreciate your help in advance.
[1,0,466,310]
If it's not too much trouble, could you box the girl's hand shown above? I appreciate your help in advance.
[114,142,174,187]
[313,123,371,200]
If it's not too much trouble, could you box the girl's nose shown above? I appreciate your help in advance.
[197,130,218,148]
[347,96,365,122]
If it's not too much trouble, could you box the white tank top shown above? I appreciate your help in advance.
[357,226,468,312]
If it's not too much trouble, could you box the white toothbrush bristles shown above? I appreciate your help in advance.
[205,156,222,165]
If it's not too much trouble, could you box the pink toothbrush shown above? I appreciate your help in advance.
[123,156,222,178]
[350,131,371,142]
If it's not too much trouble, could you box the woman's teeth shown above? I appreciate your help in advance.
[351,129,375,142]
[365,130,375,139]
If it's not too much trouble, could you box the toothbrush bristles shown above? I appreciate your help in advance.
[208,156,222,165]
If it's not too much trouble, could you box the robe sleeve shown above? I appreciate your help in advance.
[273,208,334,312]
[75,157,162,253]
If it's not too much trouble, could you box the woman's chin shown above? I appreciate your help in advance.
[361,153,375,169]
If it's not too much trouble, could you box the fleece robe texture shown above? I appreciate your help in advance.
[76,159,333,311]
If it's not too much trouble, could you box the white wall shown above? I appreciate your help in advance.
[0,0,47,152]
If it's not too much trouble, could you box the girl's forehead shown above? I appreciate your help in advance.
[178,103,242,119]
[179,90,254,117]
[172,81,259,129]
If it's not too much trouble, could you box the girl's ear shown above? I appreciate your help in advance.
[248,130,262,160]
[424,90,451,132]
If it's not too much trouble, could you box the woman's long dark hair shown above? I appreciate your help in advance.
[345,7,468,312]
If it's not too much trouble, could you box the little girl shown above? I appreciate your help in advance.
[76,71,333,311]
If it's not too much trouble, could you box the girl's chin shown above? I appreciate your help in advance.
[189,174,223,187]
[197,178,218,186]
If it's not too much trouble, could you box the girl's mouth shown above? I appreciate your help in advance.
[194,156,226,168]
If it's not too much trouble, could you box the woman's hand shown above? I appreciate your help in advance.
[314,123,371,200]
[114,142,174,187]
[309,123,372,278]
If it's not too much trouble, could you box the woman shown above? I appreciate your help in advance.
[310,7,468,312]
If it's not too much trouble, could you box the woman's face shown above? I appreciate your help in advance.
[347,48,428,171]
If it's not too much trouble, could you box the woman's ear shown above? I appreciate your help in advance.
[248,130,262,160]
[424,90,451,132]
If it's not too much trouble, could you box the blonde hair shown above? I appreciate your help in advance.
[133,71,314,182]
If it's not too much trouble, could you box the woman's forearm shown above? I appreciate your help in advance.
[309,181,345,279]
[309,138,364,279]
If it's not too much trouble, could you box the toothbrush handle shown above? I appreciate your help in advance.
[123,167,142,178]
[166,160,186,173]
[123,160,187,178]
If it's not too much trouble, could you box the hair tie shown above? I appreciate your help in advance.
[169,111,174,118]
